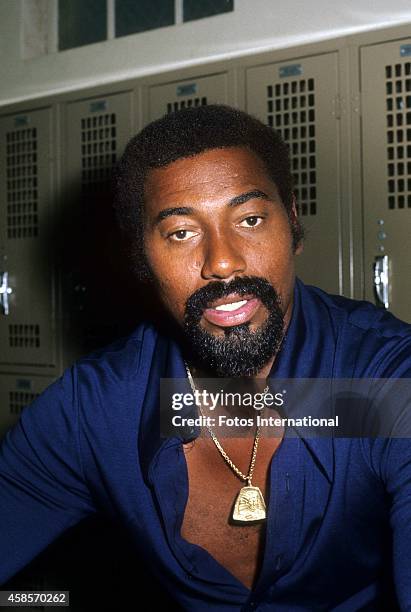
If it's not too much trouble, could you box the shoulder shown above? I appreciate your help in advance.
[305,282,410,336]
[73,321,160,383]
[299,280,411,376]
[45,321,168,431]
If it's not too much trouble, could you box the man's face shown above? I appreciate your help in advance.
[143,147,301,376]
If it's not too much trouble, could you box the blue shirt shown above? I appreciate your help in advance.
[1,278,411,610]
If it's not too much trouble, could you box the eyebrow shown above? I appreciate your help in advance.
[154,190,271,226]
[154,206,195,225]
[228,189,271,207]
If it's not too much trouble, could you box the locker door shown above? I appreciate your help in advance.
[0,373,54,439]
[361,39,411,322]
[64,93,133,189]
[246,54,341,294]
[149,73,228,121]
[62,92,134,355]
[0,109,56,367]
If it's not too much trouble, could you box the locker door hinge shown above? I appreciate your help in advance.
[351,94,361,116]
[332,94,344,120]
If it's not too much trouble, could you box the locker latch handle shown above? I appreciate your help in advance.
[373,255,389,310]
[0,271,12,315]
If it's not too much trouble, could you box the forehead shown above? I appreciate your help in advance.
[143,147,279,207]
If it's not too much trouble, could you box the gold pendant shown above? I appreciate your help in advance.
[232,485,266,523]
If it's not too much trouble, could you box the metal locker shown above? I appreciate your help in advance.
[62,92,135,357]
[361,39,411,323]
[64,92,133,187]
[148,73,228,121]
[0,108,56,368]
[0,373,54,439]
[246,54,341,294]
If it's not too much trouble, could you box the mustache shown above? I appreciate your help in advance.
[184,276,282,323]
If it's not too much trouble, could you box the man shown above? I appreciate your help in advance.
[1,105,411,610]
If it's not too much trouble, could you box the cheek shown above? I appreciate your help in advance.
[246,234,293,272]
[157,276,182,308]
[146,236,201,276]
[146,242,201,310]
[153,269,196,322]
[144,238,167,275]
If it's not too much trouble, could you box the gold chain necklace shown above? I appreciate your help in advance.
[184,361,268,523]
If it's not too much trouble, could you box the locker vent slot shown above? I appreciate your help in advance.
[267,79,317,216]
[81,113,117,194]
[167,97,207,113]
[6,128,39,239]
[9,391,39,414]
[9,324,41,348]
[385,62,411,209]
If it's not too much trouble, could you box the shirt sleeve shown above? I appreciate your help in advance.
[0,365,96,585]
[379,437,411,610]
[370,345,411,609]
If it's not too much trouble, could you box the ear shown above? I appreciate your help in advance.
[290,194,304,255]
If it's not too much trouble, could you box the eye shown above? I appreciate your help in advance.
[238,216,263,228]
[169,229,198,242]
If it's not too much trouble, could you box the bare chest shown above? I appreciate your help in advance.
[180,435,283,590]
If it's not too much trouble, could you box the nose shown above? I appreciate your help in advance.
[201,231,246,280]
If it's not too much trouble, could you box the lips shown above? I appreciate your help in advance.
[203,294,261,328]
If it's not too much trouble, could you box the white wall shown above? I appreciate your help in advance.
[1,0,411,107]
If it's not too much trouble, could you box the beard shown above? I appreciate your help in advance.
[182,276,285,377]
